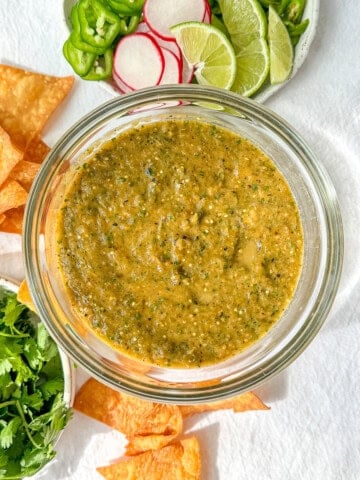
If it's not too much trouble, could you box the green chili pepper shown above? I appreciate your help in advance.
[78,0,123,48]
[69,5,105,54]
[284,18,309,45]
[284,0,306,23]
[258,0,281,8]
[82,48,113,80]
[63,38,97,76]
[107,0,145,16]
[118,14,140,35]
[275,0,291,15]
[284,18,309,36]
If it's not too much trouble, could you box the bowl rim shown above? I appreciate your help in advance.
[23,84,343,403]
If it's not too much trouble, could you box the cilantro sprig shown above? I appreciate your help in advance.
[0,287,72,479]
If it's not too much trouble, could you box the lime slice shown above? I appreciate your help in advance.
[218,0,269,96]
[219,0,267,50]
[170,22,236,90]
[268,5,294,84]
[232,38,269,96]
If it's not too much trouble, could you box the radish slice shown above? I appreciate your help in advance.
[136,23,183,65]
[143,0,208,41]
[203,0,211,23]
[113,33,165,90]
[136,21,150,33]
[113,72,134,94]
[158,48,182,84]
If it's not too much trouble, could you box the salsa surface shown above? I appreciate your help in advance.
[56,119,303,367]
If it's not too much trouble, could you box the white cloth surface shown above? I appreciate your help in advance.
[0,1,359,479]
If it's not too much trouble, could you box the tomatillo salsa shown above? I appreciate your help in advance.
[56,119,303,368]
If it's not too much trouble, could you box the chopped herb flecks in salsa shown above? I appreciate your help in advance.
[56,119,303,367]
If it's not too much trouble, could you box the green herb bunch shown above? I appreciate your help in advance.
[0,288,72,479]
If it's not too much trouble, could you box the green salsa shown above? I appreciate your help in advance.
[56,119,303,368]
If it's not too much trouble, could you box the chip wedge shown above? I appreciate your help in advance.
[17,279,36,312]
[179,391,269,417]
[0,179,28,215]
[74,378,183,455]
[0,65,74,148]
[0,126,23,187]
[0,206,24,234]
[97,437,201,480]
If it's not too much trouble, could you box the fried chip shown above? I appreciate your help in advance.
[0,65,74,147]
[179,391,269,418]
[0,179,28,215]
[0,125,23,187]
[23,136,50,164]
[74,378,183,455]
[0,213,5,225]
[97,437,201,480]
[17,279,36,312]
[0,206,24,234]
[10,160,40,191]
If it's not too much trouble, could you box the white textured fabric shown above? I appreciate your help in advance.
[0,1,359,479]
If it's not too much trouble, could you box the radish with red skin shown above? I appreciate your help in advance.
[203,0,211,23]
[113,72,134,93]
[136,21,150,33]
[113,33,165,90]
[143,0,209,41]
[158,48,182,84]
[136,22,183,66]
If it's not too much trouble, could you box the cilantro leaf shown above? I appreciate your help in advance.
[0,286,72,478]
[0,359,12,377]
[0,417,22,449]
[39,377,64,401]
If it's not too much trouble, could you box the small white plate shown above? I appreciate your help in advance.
[0,276,75,409]
[63,0,319,103]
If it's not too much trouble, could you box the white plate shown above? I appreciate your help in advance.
[62,0,319,100]
[0,276,75,410]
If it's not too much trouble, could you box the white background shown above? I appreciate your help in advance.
[0,1,359,479]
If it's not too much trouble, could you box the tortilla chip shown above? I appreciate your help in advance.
[9,160,41,190]
[0,179,28,215]
[97,437,201,480]
[17,279,36,312]
[179,391,269,418]
[74,378,183,455]
[0,213,5,225]
[0,206,24,234]
[0,125,23,187]
[0,65,74,147]
[23,136,50,164]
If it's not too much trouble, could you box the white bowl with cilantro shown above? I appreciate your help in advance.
[0,277,74,480]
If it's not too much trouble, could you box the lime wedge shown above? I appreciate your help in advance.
[219,0,267,50]
[218,0,269,96]
[268,5,294,84]
[170,22,236,90]
[232,38,269,96]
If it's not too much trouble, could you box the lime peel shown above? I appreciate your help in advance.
[219,0,270,96]
[170,21,237,90]
[268,5,294,84]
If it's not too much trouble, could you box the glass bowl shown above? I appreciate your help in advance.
[23,85,343,403]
